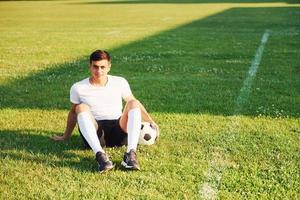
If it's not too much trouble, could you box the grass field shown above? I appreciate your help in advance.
[0,0,300,199]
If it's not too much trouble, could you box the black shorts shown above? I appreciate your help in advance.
[79,118,128,148]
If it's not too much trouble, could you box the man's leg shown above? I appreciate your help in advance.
[119,100,142,170]
[76,104,104,153]
[76,104,114,173]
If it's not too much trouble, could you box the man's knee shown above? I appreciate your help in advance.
[127,99,140,110]
[75,103,90,114]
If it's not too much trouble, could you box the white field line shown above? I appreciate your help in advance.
[199,29,270,200]
[235,29,271,114]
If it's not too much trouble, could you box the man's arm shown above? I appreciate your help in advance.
[124,95,160,138]
[50,104,77,141]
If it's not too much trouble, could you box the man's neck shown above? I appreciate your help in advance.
[90,76,108,86]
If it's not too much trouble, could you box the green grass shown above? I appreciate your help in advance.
[0,0,300,199]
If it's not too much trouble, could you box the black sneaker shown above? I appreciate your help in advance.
[95,151,114,173]
[121,149,140,170]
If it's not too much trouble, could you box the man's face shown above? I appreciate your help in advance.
[90,60,111,78]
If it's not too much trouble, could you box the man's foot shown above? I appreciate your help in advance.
[121,149,140,170]
[95,151,114,173]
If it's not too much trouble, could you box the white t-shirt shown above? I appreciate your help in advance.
[70,75,132,120]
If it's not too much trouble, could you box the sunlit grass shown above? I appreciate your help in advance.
[0,0,300,199]
[1,109,299,199]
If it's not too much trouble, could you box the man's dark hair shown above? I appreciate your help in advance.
[89,50,111,64]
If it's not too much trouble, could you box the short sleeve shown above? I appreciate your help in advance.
[121,78,132,99]
[70,84,80,104]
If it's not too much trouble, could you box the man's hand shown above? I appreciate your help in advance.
[50,134,70,141]
[150,121,160,139]
[51,105,77,142]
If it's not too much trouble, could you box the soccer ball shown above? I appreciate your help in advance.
[138,122,157,145]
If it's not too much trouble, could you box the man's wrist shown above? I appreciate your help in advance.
[148,118,154,123]
[63,133,71,139]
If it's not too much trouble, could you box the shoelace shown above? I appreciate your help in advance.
[128,151,137,161]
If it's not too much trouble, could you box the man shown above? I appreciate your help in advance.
[51,50,159,173]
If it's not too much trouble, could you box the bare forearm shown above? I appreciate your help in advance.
[63,110,77,138]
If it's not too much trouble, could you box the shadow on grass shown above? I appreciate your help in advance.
[0,129,147,172]
[0,129,99,172]
[0,7,299,117]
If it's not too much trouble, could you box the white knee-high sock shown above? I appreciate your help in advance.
[127,108,142,153]
[77,112,104,154]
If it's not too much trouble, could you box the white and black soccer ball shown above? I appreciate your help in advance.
[138,122,157,145]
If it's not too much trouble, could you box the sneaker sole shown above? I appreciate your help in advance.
[121,161,140,170]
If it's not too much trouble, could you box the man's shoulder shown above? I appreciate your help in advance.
[71,77,89,89]
[109,75,127,83]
